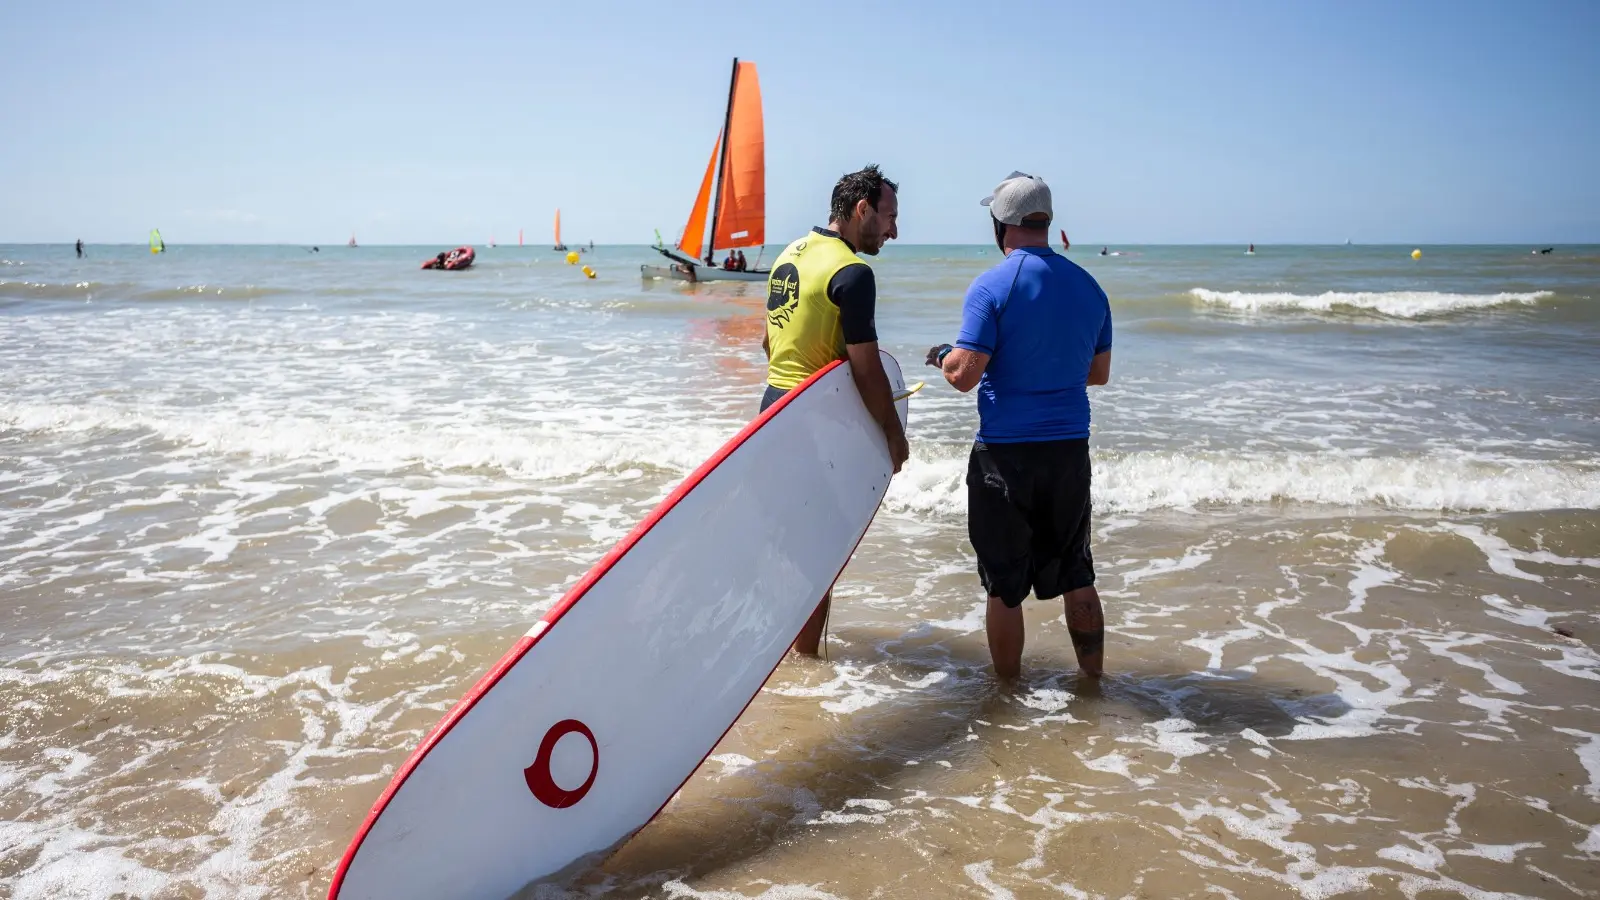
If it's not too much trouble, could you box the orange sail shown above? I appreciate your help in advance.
[677,131,720,261]
[711,62,765,251]
[553,209,562,247]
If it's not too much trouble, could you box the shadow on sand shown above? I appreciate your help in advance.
[509,628,1350,899]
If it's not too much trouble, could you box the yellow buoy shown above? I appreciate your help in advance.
[566,251,580,265]
[581,265,596,279]
[1411,249,1422,260]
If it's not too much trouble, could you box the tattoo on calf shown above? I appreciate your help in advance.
[1068,627,1104,659]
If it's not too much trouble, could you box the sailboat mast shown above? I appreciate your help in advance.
[704,57,740,265]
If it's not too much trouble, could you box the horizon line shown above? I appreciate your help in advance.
[4,241,1592,248]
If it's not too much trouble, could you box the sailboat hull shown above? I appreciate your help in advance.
[640,264,768,283]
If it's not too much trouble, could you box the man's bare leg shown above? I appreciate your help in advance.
[986,596,1025,681]
[792,590,831,655]
[1064,585,1104,677]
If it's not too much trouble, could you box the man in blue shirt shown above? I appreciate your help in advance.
[926,171,1113,680]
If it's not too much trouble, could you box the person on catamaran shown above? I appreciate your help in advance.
[762,164,908,656]
[736,250,748,272]
[723,252,736,270]
[925,171,1113,681]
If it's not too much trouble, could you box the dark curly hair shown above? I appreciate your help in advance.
[830,164,898,224]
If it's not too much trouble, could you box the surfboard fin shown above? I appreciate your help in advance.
[892,381,926,402]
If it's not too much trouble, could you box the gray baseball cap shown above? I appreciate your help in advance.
[980,171,1053,227]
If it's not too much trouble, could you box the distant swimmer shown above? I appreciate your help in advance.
[762,164,905,656]
[75,239,84,258]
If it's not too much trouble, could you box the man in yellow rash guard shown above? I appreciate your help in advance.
[761,164,910,656]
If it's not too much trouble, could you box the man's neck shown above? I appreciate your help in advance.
[824,220,860,252]
[1003,232,1050,254]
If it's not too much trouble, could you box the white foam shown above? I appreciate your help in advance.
[1186,627,1259,670]
[1551,728,1600,801]
[1189,288,1552,319]
[1122,546,1213,587]
[925,600,986,635]
[1446,842,1542,864]
[1081,750,1152,786]
[767,663,925,715]
[886,451,1600,517]
[1016,689,1075,714]
[1538,645,1600,683]
[1277,643,1411,742]
[1148,718,1211,763]
[0,819,174,900]
[1419,636,1525,696]
[662,880,848,900]
[1480,594,1560,631]
[962,860,1018,900]
[1437,523,1600,582]
[708,753,756,776]
[1169,794,1384,897]
[1377,841,1444,872]
[0,399,730,483]
[28,747,94,798]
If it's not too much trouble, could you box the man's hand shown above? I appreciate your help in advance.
[887,430,909,475]
[925,343,953,367]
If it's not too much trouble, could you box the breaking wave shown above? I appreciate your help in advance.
[1189,288,1553,319]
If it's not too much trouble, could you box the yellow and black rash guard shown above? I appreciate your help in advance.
[764,227,878,391]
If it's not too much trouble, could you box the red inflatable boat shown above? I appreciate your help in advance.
[422,246,475,270]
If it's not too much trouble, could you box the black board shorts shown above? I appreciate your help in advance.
[759,383,788,413]
[967,438,1095,607]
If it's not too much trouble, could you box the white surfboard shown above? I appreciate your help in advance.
[329,352,912,900]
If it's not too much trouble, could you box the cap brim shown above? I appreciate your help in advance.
[979,196,994,207]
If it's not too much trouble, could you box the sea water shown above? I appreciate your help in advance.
[1,242,1596,898]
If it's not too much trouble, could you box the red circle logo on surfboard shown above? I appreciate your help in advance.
[524,719,598,808]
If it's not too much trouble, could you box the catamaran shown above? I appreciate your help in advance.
[643,58,767,283]
[552,209,567,251]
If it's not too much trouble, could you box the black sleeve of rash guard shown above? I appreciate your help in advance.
[827,263,878,345]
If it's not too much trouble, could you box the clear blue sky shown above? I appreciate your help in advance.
[4,0,1597,245]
